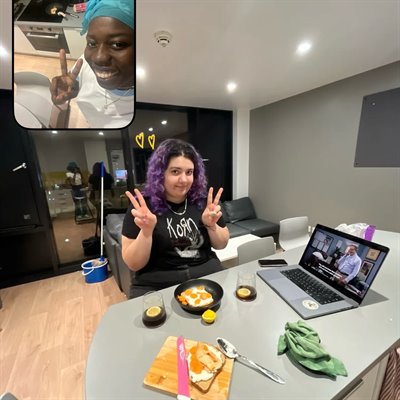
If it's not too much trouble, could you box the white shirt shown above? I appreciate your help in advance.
[312,251,325,260]
[66,171,82,186]
[76,58,134,129]
[337,253,362,283]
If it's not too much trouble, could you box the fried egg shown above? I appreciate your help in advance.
[188,343,225,383]
[179,286,213,307]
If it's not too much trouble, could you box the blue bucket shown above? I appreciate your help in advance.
[82,259,108,284]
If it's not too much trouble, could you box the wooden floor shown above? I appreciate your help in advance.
[52,213,97,264]
[0,272,126,399]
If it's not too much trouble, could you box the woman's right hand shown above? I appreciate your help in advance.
[125,189,157,236]
[50,49,82,105]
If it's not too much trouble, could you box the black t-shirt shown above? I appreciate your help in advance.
[121,198,226,287]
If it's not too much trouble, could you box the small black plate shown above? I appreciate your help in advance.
[174,278,224,314]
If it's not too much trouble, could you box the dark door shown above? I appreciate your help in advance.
[0,90,40,230]
[0,90,58,287]
[190,108,233,201]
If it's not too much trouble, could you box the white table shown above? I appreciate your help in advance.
[85,230,399,400]
[213,233,260,267]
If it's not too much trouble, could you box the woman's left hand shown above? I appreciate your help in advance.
[202,187,223,229]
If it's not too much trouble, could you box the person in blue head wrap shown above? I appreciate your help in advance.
[50,0,135,129]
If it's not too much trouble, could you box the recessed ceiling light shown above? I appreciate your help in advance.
[227,82,237,93]
[161,120,167,125]
[296,40,312,55]
[98,131,104,136]
[51,130,58,134]
[148,127,153,132]
[137,67,146,79]
[65,238,70,242]
[0,45,8,58]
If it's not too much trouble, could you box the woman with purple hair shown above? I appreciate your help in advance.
[121,139,229,298]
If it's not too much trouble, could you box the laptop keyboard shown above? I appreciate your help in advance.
[280,268,344,305]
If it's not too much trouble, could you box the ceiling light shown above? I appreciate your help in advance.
[65,238,70,242]
[0,45,8,58]
[51,130,58,134]
[296,40,312,55]
[98,131,104,136]
[227,82,237,93]
[148,127,153,132]
[137,67,146,79]
[161,120,167,125]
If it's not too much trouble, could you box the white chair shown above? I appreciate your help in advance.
[0,392,18,400]
[14,71,54,128]
[278,216,310,251]
[237,236,276,264]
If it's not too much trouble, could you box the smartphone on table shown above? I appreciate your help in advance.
[258,259,288,267]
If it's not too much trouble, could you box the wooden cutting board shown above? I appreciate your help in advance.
[144,336,234,400]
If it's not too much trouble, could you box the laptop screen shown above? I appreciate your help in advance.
[299,224,390,304]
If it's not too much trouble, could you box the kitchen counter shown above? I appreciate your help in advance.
[15,0,85,29]
[14,1,87,59]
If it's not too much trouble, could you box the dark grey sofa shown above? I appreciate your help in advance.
[104,213,133,298]
[221,197,279,239]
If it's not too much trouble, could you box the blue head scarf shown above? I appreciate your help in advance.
[81,0,134,35]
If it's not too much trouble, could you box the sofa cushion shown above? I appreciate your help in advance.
[220,202,231,223]
[235,218,279,238]
[223,197,256,223]
[225,222,249,238]
[106,214,125,243]
[103,228,122,290]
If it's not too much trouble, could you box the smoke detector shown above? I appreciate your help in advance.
[154,30,172,47]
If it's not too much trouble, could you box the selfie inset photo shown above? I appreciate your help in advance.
[13,0,135,129]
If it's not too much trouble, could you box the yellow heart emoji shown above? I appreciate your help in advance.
[148,134,156,150]
[135,132,144,149]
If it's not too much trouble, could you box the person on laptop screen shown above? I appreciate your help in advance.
[336,245,362,285]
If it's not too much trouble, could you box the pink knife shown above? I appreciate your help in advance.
[177,336,191,400]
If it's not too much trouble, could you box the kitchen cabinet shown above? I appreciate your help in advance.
[14,26,84,60]
[47,189,75,217]
[14,25,35,54]
[342,354,389,400]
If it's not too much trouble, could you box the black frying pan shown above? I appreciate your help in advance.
[174,278,224,314]
[45,2,65,16]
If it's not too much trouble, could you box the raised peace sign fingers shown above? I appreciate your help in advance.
[203,187,223,225]
[125,189,157,233]
[59,49,83,78]
[207,187,223,214]
[59,48,69,76]
[128,189,151,213]
[50,49,82,105]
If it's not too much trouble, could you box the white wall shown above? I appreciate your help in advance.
[249,62,400,232]
[34,136,88,172]
[84,140,110,173]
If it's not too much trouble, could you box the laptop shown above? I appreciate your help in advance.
[257,224,390,319]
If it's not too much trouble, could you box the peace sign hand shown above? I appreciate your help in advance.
[125,189,157,236]
[202,187,223,228]
[50,49,83,105]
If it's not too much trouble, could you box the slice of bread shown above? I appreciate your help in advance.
[188,342,226,392]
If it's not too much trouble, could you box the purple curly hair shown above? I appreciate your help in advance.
[142,139,207,214]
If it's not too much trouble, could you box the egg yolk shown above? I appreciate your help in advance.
[189,346,204,374]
